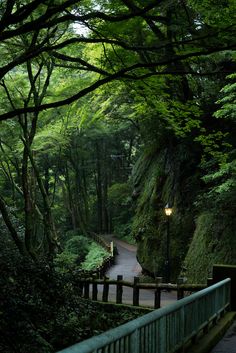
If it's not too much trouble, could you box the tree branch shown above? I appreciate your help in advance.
[0,41,235,122]
[0,194,25,255]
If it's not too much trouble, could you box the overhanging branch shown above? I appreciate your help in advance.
[0,42,235,122]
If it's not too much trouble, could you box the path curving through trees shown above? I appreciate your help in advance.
[98,235,177,308]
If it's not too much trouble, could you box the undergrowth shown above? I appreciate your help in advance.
[81,243,109,270]
[54,233,110,273]
[0,239,145,353]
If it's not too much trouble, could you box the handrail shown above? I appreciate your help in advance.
[57,278,231,353]
[88,231,113,254]
[79,275,206,308]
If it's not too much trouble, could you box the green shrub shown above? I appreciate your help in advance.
[55,233,110,273]
[108,182,134,242]
[114,223,135,244]
[55,235,92,273]
[54,252,78,273]
[65,236,91,263]
[81,243,110,271]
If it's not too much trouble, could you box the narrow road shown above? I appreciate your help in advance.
[97,235,177,308]
[107,237,142,280]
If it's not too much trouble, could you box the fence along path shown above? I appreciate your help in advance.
[83,235,205,308]
[79,275,206,309]
[57,278,231,353]
[81,235,208,308]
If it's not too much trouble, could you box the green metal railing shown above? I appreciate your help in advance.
[57,278,231,353]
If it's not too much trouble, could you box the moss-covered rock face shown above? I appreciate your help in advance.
[184,212,236,284]
[131,142,200,281]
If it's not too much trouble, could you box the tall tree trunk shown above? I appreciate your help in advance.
[74,168,87,234]
[95,141,103,233]
[102,141,109,233]
[0,194,26,256]
[25,142,60,258]
[20,115,37,259]
[64,163,77,230]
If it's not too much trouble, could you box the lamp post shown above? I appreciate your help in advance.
[164,204,173,283]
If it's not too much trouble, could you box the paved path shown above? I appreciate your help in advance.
[211,321,236,353]
[98,235,177,308]
[106,237,142,280]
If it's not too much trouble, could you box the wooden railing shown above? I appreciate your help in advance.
[57,278,231,353]
[88,231,113,254]
[78,275,207,309]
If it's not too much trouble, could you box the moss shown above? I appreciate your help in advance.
[131,144,199,281]
[184,212,236,283]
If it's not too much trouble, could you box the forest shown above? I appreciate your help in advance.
[0,0,236,352]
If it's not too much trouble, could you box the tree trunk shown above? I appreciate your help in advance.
[95,141,103,233]
[0,194,26,256]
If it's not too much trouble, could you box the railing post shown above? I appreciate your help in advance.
[116,275,123,304]
[130,328,140,353]
[78,282,84,296]
[110,241,114,256]
[92,282,98,301]
[177,278,185,300]
[154,277,162,309]
[133,277,140,306]
[84,281,90,299]
[102,276,109,302]
[207,277,214,286]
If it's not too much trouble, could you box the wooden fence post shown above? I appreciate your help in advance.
[84,281,90,299]
[154,277,162,309]
[78,282,84,296]
[177,278,184,300]
[207,278,213,287]
[133,277,140,306]
[92,282,98,301]
[116,275,123,304]
[102,276,109,302]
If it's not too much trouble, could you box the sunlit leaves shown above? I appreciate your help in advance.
[214,73,236,121]
[188,0,236,27]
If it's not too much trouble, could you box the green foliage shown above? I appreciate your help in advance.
[196,73,236,212]
[108,182,132,205]
[184,212,236,283]
[65,236,90,255]
[131,144,199,280]
[1,3,236,353]
[195,130,232,165]
[81,242,110,271]
[113,224,135,244]
[197,160,236,216]
[108,182,134,241]
[54,251,78,274]
[55,234,90,273]
[214,73,236,121]
[55,233,110,273]
[183,72,236,282]
[189,0,236,27]
[0,241,145,353]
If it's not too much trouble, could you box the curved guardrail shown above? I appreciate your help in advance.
[57,278,231,353]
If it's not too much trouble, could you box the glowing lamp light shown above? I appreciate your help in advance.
[164,204,173,216]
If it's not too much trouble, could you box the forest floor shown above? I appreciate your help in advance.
[99,234,177,308]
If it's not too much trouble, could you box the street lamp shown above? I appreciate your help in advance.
[164,204,173,283]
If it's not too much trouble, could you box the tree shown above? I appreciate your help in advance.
[0,0,235,121]
[0,51,60,259]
